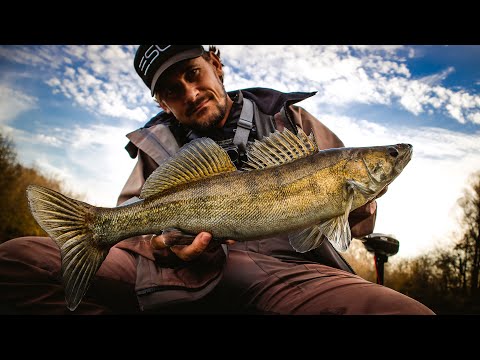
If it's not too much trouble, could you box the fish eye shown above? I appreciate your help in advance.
[388,146,399,158]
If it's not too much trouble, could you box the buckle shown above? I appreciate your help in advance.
[237,118,253,130]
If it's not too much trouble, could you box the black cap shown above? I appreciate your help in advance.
[134,45,205,96]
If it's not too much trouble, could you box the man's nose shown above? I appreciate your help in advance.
[183,83,199,102]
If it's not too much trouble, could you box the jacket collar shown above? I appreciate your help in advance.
[240,87,316,115]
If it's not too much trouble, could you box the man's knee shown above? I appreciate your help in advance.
[0,236,61,277]
[374,286,436,315]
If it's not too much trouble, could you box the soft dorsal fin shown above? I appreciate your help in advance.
[140,137,237,199]
[243,127,318,170]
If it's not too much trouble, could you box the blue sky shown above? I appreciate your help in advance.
[1,45,479,260]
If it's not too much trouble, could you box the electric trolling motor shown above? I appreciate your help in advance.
[360,233,399,285]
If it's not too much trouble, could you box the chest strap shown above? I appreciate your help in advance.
[233,97,255,153]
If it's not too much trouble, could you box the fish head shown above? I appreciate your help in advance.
[343,143,413,200]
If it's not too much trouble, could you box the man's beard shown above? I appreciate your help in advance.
[188,90,228,132]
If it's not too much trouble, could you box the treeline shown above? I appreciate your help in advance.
[0,132,82,242]
[344,170,480,314]
[1,132,479,314]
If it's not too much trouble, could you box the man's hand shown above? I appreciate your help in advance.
[348,185,388,238]
[151,232,235,262]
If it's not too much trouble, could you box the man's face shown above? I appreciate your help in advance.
[156,54,230,131]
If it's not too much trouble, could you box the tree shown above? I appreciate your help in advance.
[0,133,23,240]
[454,171,480,299]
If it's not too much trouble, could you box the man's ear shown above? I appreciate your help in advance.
[156,97,171,114]
[160,103,171,114]
[209,52,224,80]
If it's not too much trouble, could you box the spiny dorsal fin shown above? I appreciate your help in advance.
[243,127,318,171]
[140,137,237,199]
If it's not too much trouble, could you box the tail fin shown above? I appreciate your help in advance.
[26,184,110,311]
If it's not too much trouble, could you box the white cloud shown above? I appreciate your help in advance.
[221,45,480,126]
[0,86,38,124]
[467,112,480,124]
[34,134,63,147]
[30,156,74,184]
[47,123,138,206]
[0,45,63,69]
[3,45,479,127]
[10,122,137,207]
[419,66,455,86]
[1,45,156,124]
[350,45,408,57]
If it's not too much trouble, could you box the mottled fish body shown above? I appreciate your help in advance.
[27,128,412,310]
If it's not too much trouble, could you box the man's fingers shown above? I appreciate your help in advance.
[151,230,197,249]
[151,234,168,249]
[170,232,212,261]
[353,200,377,216]
[151,232,233,261]
[364,200,377,215]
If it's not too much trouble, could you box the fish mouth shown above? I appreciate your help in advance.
[393,143,413,174]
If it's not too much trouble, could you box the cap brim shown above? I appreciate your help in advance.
[150,47,205,96]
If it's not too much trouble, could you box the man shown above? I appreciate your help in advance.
[0,45,435,314]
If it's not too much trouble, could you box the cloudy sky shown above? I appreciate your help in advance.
[1,45,479,259]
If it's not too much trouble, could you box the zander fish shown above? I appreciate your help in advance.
[26,128,412,311]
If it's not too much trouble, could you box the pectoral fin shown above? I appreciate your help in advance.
[317,212,352,252]
[288,225,325,253]
[289,214,352,253]
[289,184,355,253]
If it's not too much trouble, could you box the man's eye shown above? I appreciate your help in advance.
[186,68,199,80]
[164,87,177,98]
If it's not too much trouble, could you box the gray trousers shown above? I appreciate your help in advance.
[0,236,435,315]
